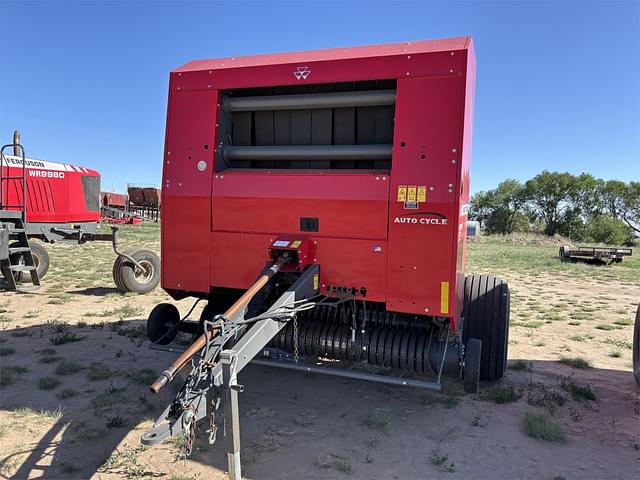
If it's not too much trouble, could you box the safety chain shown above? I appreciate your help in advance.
[293,313,299,363]
[182,406,197,457]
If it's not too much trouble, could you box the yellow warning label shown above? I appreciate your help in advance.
[407,186,417,202]
[397,185,407,202]
[440,281,449,314]
[290,240,302,249]
[417,186,427,202]
[313,274,319,291]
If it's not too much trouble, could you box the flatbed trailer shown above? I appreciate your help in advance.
[560,245,632,264]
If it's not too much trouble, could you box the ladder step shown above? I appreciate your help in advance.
[8,229,25,234]
[9,265,35,272]
[9,247,31,253]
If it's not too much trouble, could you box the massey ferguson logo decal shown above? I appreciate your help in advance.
[294,66,311,80]
[394,211,448,226]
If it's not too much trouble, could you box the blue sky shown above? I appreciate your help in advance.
[1,0,638,194]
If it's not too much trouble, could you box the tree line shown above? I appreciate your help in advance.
[469,171,640,245]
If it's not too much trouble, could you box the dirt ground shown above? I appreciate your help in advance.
[0,224,638,480]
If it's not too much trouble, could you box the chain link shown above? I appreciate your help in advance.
[293,313,299,363]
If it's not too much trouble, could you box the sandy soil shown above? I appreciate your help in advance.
[0,234,638,480]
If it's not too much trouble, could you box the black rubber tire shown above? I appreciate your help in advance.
[147,303,180,344]
[634,303,640,385]
[112,248,141,292]
[462,274,510,381]
[559,246,566,262]
[117,248,160,294]
[2,241,50,283]
[464,338,482,393]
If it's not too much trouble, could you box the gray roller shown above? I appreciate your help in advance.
[224,144,392,162]
[223,89,396,112]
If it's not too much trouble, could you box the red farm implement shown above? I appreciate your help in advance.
[0,131,159,293]
[139,37,510,478]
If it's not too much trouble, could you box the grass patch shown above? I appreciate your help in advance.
[608,351,622,358]
[364,412,391,432]
[105,416,128,428]
[50,331,86,345]
[38,376,61,390]
[0,346,15,356]
[481,384,521,404]
[561,378,596,401]
[508,359,530,370]
[430,450,456,473]
[595,324,615,331]
[92,385,126,413]
[87,362,117,381]
[559,356,591,369]
[125,368,156,385]
[521,321,544,328]
[602,338,632,350]
[0,365,28,386]
[523,412,567,443]
[55,360,83,375]
[12,406,64,421]
[613,319,632,326]
[86,304,144,318]
[315,453,353,474]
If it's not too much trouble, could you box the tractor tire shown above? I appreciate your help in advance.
[464,338,482,393]
[1,241,50,283]
[462,274,510,381]
[115,248,160,294]
[634,303,640,385]
[112,247,140,292]
[147,303,180,344]
[559,246,566,262]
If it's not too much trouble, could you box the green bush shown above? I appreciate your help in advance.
[587,215,632,246]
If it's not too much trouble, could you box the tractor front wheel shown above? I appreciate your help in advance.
[1,241,50,283]
[113,248,160,294]
[462,274,510,382]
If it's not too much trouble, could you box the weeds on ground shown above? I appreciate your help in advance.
[38,376,61,390]
[87,304,143,318]
[50,331,86,345]
[523,412,567,442]
[125,368,156,385]
[57,388,79,399]
[559,356,592,369]
[12,406,64,421]
[87,362,117,381]
[364,412,391,432]
[595,324,615,331]
[481,384,521,404]
[0,346,15,356]
[55,360,83,375]
[315,453,353,474]
[430,449,456,473]
[0,365,28,386]
[561,377,596,401]
[508,359,530,370]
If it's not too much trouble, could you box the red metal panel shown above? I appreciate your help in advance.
[211,231,387,302]
[161,88,217,293]
[211,172,389,239]
[2,160,100,223]
[386,75,465,321]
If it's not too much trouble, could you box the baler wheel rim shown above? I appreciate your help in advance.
[147,303,180,345]
[118,248,160,294]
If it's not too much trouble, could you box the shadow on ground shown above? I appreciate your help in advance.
[1,319,638,479]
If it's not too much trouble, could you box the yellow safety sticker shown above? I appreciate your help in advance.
[313,273,319,291]
[417,186,427,202]
[407,186,417,202]
[290,240,302,249]
[440,281,449,314]
[397,185,407,202]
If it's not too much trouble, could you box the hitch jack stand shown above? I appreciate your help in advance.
[221,350,243,480]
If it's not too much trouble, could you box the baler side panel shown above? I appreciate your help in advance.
[386,75,465,321]
[162,86,217,293]
[454,44,476,321]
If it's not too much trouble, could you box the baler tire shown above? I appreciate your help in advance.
[464,338,482,394]
[147,303,180,345]
[633,303,640,385]
[462,274,510,382]
[118,248,160,294]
